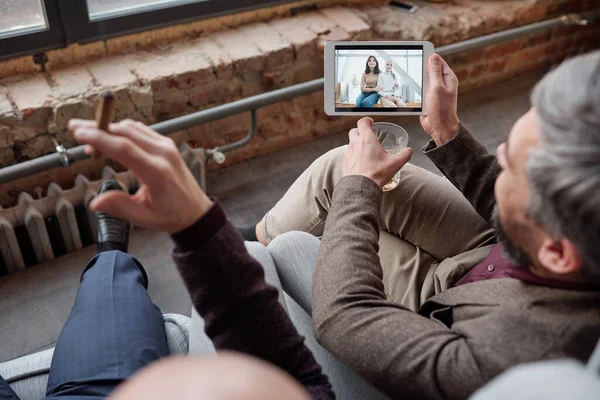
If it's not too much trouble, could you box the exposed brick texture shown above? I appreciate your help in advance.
[50,67,95,100]
[0,125,13,148]
[87,60,138,88]
[320,7,371,39]
[0,0,599,206]
[193,38,235,80]
[0,93,16,123]
[269,18,318,60]
[0,147,14,166]
[5,76,53,143]
[239,23,295,69]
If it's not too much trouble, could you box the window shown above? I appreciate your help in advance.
[0,0,294,61]
[0,0,64,60]
[86,0,206,20]
[0,0,47,38]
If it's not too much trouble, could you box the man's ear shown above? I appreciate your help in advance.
[537,237,583,275]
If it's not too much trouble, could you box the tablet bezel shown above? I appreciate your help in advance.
[324,41,433,116]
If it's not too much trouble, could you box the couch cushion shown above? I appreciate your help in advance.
[0,348,53,400]
[164,313,190,355]
[0,313,190,400]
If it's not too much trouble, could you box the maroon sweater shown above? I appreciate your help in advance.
[170,201,334,399]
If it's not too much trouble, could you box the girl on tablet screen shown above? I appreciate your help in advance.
[355,56,381,108]
[378,59,407,108]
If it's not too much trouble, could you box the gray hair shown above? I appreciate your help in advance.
[528,50,600,279]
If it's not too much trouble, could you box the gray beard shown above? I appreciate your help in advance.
[491,206,532,266]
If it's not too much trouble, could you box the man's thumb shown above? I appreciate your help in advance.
[429,54,444,88]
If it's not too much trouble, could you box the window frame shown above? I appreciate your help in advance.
[60,0,296,44]
[0,0,65,61]
[0,0,297,61]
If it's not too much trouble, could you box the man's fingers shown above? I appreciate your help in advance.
[356,117,376,141]
[391,147,413,170]
[108,120,169,155]
[348,128,359,142]
[110,120,167,142]
[438,56,458,91]
[132,120,167,141]
[357,117,374,130]
[90,191,147,226]
[441,59,458,92]
[70,119,180,161]
[68,119,98,131]
[73,127,160,184]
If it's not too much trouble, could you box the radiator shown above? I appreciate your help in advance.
[0,144,207,276]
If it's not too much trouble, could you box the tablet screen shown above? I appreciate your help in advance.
[334,44,424,113]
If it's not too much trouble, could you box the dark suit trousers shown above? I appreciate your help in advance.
[0,250,170,399]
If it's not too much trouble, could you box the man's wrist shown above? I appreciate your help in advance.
[196,195,214,221]
[432,121,460,147]
[170,199,226,251]
[167,195,213,234]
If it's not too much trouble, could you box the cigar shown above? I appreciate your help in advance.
[94,91,117,159]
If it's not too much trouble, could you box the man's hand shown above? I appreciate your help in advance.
[420,54,460,146]
[69,119,212,234]
[342,117,412,188]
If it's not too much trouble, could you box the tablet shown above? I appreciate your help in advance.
[324,41,434,116]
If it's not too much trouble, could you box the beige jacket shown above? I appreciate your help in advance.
[313,124,600,400]
[361,72,379,92]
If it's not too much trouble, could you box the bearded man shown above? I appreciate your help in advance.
[245,51,600,399]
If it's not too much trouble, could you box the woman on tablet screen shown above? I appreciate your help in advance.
[378,59,407,108]
[355,56,381,108]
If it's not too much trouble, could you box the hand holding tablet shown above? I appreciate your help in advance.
[325,41,461,191]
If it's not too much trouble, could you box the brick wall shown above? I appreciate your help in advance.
[447,24,600,92]
[0,0,599,207]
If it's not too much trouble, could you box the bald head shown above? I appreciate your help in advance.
[111,353,310,400]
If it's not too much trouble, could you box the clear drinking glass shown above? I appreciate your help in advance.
[372,122,409,192]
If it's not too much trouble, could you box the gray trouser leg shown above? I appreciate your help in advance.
[47,251,169,399]
[269,232,390,400]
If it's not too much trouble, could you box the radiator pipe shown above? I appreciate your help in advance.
[0,10,597,185]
